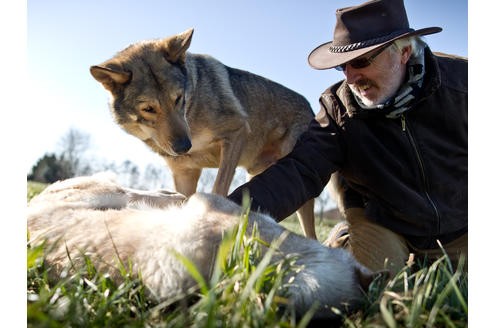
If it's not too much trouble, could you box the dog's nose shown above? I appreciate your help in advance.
[172,138,192,154]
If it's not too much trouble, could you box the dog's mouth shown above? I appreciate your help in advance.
[159,137,192,157]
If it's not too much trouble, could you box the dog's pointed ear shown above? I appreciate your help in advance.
[161,28,194,65]
[90,65,131,91]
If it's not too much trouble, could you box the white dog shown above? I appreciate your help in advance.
[27,173,376,319]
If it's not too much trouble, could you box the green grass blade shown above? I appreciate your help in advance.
[172,250,209,296]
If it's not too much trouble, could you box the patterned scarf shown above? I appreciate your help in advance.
[352,46,426,119]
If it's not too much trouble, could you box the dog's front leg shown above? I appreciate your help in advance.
[173,168,202,197]
[296,199,317,239]
[165,159,202,197]
[213,124,249,196]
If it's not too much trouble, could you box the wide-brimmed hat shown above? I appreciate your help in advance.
[308,0,442,70]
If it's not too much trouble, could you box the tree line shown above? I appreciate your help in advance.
[27,128,333,212]
[27,128,242,191]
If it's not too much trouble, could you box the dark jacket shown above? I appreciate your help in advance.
[228,48,467,249]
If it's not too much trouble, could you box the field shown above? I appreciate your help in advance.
[27,181,468,327]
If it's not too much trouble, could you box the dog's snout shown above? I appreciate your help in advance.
[173,138,192,154]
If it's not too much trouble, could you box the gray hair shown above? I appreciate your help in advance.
[390,36,427,57]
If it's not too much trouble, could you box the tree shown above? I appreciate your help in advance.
[28,128,92,183]
[27,153,71,183]
[58,128,91,177]
[118,160,140,188]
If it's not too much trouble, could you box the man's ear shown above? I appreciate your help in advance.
[160,28,194,65]
[400,45,413,64]
[90,65,131,91]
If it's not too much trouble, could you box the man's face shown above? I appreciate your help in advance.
[343,45,412,107]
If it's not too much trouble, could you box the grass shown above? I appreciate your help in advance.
[27,181,48,201]
[345,254,467,328]
[27,201,305,327]
[27,182,468,327]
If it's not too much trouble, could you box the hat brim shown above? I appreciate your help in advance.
[308,27,442,70]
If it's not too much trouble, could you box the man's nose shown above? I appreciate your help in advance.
[343,66,363,84]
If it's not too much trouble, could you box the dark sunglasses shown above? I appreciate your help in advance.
[335,45,389,71]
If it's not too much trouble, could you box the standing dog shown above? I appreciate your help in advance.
[90,29,317,238]
[27,174,376,320]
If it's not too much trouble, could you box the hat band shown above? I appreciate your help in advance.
[328,29,414,53]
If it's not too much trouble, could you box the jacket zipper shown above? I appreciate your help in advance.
[400,114,441,236]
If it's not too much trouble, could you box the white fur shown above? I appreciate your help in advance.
[27,174,372,319]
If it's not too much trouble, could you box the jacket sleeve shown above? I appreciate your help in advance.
[227,101,344,221]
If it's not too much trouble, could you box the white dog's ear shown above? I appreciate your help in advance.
[161,28,194,65]
[90,65,132,91]
[357,267,390,292]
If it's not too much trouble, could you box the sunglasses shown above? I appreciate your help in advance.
[335,45,389,71]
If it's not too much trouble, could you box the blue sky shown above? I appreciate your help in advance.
[25,0,468,173]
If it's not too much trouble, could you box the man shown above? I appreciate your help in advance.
[228,0,467,274]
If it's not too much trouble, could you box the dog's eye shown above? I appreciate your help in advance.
[142,106,156,114]
[175,95,182,106]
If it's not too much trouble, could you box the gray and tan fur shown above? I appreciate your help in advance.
[27,174,375,319]
[90,29,317,238]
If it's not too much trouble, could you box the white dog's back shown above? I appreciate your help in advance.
[27,174,375,319]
